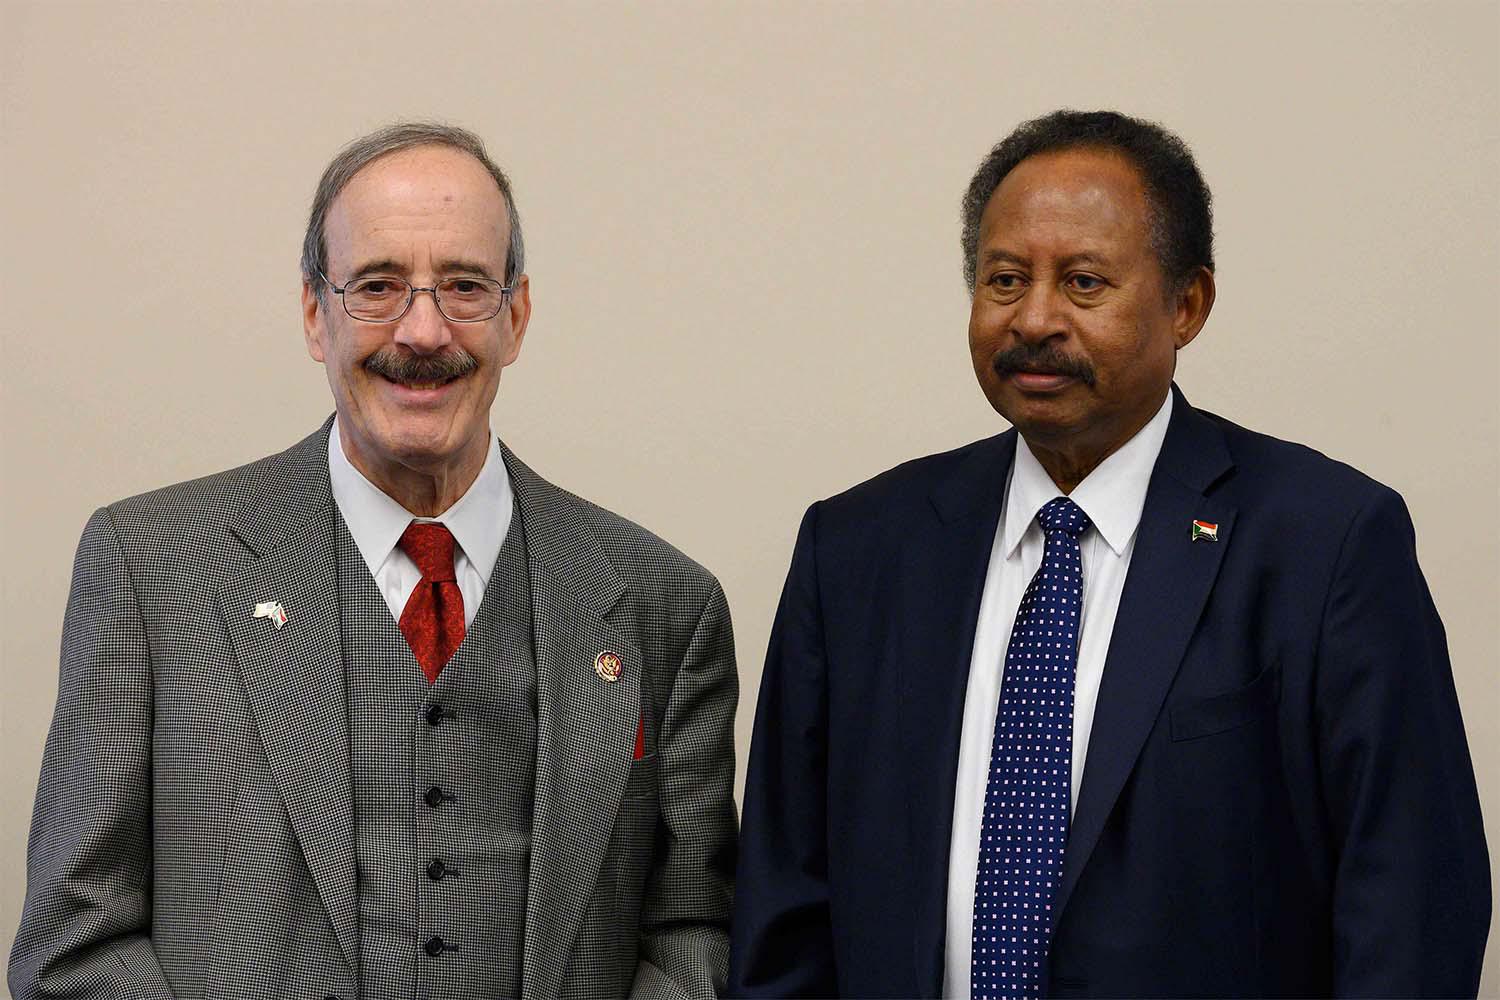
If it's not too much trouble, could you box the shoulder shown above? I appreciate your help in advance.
[502,445,723,609]
[1182,403,1420,579]
[109,435,316,519]
[810,433,1011,537]
[565,486,721,597]
[91,424,329,561]
[1196,406,1400,516]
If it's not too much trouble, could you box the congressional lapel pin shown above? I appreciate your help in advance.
[594,650,623,683]
[253,601,289,630]
[1190,520,1220,543]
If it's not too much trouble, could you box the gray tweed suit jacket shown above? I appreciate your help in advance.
[10,419,739,999]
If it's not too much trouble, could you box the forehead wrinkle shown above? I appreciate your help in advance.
[330,209,507,276]
[981,183,1148,274]
[325,146,510,273]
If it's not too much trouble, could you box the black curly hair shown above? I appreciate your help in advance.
[961,110,1214,295]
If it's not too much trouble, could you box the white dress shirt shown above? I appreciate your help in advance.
[327,423,513,627]
[942,392,1173,998]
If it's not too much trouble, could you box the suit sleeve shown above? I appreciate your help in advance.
[728,504,839,997]
[8,508,176,999]
[1315,488,1490,996]
[631,578,740,999]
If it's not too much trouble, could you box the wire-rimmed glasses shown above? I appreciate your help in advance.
[320,270,513,323]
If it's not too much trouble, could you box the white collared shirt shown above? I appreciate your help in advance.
[327,423,513,627]
[942,391,1173,998]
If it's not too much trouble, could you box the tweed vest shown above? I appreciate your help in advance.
[338,502,537,998]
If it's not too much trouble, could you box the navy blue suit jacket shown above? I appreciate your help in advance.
[730,388,1489,997]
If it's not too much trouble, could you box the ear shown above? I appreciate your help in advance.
[302,278,328,363]
[498,274,532,368]
[1172,266,1216,350]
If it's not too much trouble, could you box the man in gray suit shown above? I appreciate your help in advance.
[10,123,738,999]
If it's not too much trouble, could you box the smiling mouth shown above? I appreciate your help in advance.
[380,373,462,390]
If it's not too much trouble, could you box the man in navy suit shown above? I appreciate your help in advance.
[728,110,1490,997]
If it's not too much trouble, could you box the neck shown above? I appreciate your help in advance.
[376,468,480,519]
[1025,443,1103,495]
[340,427,488,518]
[1023,398,1165,495]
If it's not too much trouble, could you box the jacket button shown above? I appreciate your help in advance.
[425,704,446,726]
[423,785,446,808]
[427,858,447,880]
[424,935,446,957]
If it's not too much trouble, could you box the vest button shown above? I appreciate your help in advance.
[424,935,446,958]
[423,785,446,808]
[427,858,447,880]
[425,704,446,726]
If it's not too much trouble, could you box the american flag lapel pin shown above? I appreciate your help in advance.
[253,601,289,630]
[1190,520,1220,543]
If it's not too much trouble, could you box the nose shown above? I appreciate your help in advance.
[393,288,454,354]
[1009,281,1068,345]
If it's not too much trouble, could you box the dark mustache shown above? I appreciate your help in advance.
[364,348,478,385]
[991,344,1096,387]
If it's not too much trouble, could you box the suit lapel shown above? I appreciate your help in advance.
[217,418,360,976]
[502,445,639,1000]
[906,433,1014,997]
[1054,389,1236,927]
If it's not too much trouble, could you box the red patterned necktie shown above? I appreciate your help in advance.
[398,522,465,683]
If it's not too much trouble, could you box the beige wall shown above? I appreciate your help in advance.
[2,0,1496,994]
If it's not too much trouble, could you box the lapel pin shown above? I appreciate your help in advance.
[594,650,623,683]
[253,601,289,630]
[1190,520,1220,543]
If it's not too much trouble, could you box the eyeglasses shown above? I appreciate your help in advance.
[319,269,514,323]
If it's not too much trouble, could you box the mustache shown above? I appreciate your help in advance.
[364,348,478,385]
[991,344,1097,387]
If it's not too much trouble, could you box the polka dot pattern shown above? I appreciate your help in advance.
[971,497,1090,999]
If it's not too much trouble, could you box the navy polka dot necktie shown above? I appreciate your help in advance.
[972,496,1091,999]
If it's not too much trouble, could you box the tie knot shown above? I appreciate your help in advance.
[1037,496,1091,540]
[399,522,458,582]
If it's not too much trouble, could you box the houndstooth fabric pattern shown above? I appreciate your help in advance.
[344,503,536,997]
[972,497,1090,999]
[8,418,739,1000]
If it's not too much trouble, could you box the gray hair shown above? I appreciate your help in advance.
[300,121,525,294]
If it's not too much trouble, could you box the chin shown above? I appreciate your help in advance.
[392,437,468,471]
[994,398,1088,444]
[366,421,461,468]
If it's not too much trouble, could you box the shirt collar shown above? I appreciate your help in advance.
[327,422,513,584]
[1002,390,1173,558]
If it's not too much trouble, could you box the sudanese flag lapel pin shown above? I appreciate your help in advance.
[1190,520,1220,543]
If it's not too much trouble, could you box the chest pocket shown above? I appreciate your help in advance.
[1170,661,1280,741]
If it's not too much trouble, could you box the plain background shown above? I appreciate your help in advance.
[2,0,1496,994]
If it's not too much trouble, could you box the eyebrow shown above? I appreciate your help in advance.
[344,258,501,281]
[978,249,1116,269]
[1059,251,1115,269]
[980,249,1029,269]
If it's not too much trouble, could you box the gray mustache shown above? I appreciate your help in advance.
[364,348,479,385]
